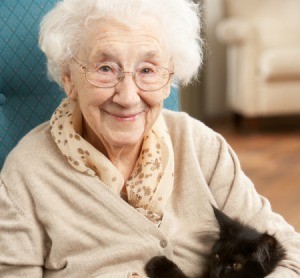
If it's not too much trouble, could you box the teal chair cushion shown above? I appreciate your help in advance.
[0,0,179,169]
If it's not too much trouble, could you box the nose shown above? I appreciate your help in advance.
[210,266,223,278]
[112,72,141,108]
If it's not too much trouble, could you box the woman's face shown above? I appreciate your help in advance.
[62,18,172,151]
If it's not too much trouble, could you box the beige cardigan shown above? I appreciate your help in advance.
[1,110,300,278]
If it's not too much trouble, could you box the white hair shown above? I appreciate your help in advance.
[39,0,203,87]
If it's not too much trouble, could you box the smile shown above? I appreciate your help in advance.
[106,111,144,122]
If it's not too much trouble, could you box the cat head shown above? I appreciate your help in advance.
[209,206,285,278]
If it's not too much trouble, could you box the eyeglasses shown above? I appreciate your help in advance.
[73,58,174,91]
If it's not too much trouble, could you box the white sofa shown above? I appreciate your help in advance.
[216,0,300,118]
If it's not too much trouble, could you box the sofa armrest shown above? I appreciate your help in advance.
[216,18,256,44]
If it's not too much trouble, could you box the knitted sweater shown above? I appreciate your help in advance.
[1,110,299,278]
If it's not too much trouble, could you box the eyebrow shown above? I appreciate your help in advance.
[143,51,161,59]
[90,51,117,63]
[142,51,164,63]
[90,50,163,64]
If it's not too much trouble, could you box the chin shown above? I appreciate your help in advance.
[109,132,144,148]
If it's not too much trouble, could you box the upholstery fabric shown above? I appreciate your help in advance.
[225,0,261,17]
[217,0,300,117]
[259,48,300,81]
[0,0,179,169]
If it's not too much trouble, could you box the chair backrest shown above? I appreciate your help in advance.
[225,0,261,17]
[0,0,179,169]
[224,0,300,49]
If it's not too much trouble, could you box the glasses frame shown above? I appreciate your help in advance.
[72,58,174,91]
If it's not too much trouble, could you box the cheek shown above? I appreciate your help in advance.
[142,94,164,120]
[77,89,113,128]
[80,102,101,132]
[142,97,164,133]
[78,87,112,108]
[141,87,170,108]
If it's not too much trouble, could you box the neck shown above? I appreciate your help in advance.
[107,144,142,181]
[82,121,142,181]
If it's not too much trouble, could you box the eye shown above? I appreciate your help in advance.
[139,67,155,74]
[98,65,112,72]
[91,62,118,74]
[232,262,242,271]
[214,253,220,261]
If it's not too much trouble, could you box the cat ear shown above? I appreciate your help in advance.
[253,233,286,274]
[261,234,277,249]
[255,234,277,263]
[212,206,237,238]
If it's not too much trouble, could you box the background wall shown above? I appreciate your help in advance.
[180,0,228,120]
[202,0,227,118]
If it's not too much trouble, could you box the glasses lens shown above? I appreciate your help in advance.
[86,63,171,91]
[86,62,120,88]
[135,66,170,91]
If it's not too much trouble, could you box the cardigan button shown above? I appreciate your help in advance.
[160,239,168,248]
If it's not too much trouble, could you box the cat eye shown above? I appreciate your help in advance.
[214,253,220,260]
[232,262,242,271]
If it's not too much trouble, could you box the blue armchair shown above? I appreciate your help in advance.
[0,0,179,169]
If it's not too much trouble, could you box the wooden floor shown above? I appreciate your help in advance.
[209,120,300,232]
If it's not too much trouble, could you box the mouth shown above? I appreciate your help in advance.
[105,110,144,122]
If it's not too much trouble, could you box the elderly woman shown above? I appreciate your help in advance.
[0,0,300,277]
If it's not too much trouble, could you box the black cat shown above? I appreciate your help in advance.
[145,206,285,278]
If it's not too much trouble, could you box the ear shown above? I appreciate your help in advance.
[162,84,172,99]
[162,67,175,99]
[261,234,277,249]
[61,73,78,100]
[255,233,286,274]
[255,234,277,263]
[212,206,237,238]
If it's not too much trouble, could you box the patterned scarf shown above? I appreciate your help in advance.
[50,98,174,226]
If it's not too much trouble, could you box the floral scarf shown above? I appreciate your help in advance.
[50,98,174,226]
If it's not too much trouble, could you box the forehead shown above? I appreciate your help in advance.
[79,18,168,63]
